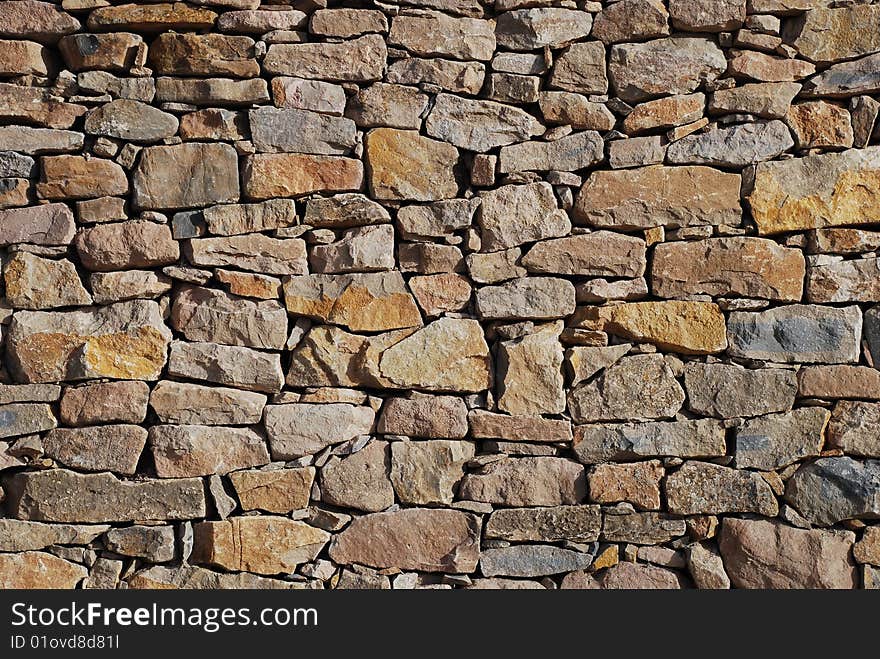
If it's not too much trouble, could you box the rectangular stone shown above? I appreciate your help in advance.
[573,419,727,464]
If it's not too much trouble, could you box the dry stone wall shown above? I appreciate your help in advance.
[0,0,879,590]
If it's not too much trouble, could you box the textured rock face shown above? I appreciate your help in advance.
[0,0,877,592]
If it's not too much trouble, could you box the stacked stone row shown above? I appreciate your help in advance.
[0,0,879,589]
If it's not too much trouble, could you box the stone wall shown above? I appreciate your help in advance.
[0,0,878,590]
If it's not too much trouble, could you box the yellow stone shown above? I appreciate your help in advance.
[365,128,459,202]
[590,545,619,572]
[0,551,87,589]
[588,301,727,355]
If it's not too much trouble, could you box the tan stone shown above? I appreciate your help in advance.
[155,77,269,106]
[596,562,684,589]
[179,108,246,141]
[786,101,854,150]
[459,456,586,506]
[748,147,880,235]
[623,94,705,135]
[193,517,329,575]
[798,365,880,399]
[202,199,297,236]
[522,231,646,277]
[87,3,217,32]
[185,234,307,275]
[787,5,880,64]
[665,461,779,517]
[0,83,87,129]
[651,237,805,301]
[389,11,494,61]
[497,321,565,416]
[0,39,50,75]
[409,273,471,316]
[709,81,801,119]
[243,153,363,200]
[149,380,264,426]
[390,440,474,505]
[264,403,375,459]
[60,380,148,426]
[365,128,458,202]
[75,220,179,271]
[575,165,741,230]
[149,32,257,77]
[854,527,880,565]
[321,440,394,513]
[229,467,314,514]
[263,35,386,82]
[468,409,572,443]
[59,32,142,72]
[728,49,815,81]
[0,551,87,589]
[7,300,172,383]
[4,252,91,310]
[149,424,269,477]
[573,419,727,463]
[329,509,480,573]
[377,394,469,439]
[589,460,663,511]
[167,340,284,394]
[41,424,147,475]
[283,271,422,333]
[215,270,280,299]
[587,301,727,355]
[828,401,880,458]
[0,519,109,553]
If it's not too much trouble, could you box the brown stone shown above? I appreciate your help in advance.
[798,365,880,399]
[321,440,394,513]
[0,39,50,75]
[522,231,646,278]
[243,153,363,200]
[0,83,87,129]
[0,1,80,44]
[389,439,474,505]
[149,424,269,478]
[328,509,480,573]
[149,380,265,426]
[719,518,856,589]
[365,128,458,202]
[41,424,147,475]
[185,234,308,275]
[651,237,805,301]
[229,467,314,514]
[193,517,329,575]
[60,380,149,426]
[665,461,779,516]
[59,32,142,72]
[459,456,586,506]
[589,460,664,511]
[149,32,257,77]
[263,35,386,82]
[409,273,471,316]
[37,155,127,200]
[828,401,880,458]
[728,49,815,82]
[0,551,87,589]
[3,252,92,310]
[597,562,684,589]
[377,395,468,439]
[75,220,179,271]
[0,203,74,246]
[468,410,572,443]
[87,3,217,32]
[786,101,854,150]
[623,94,705,135]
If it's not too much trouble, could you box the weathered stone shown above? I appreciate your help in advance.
[719,518,856,588]
[321,440,394,513]
[496,8,591,51]
[170,286,287,350]
[607,135,665,169]
[250,107,356,156]
[229,467,314,514]
[807,257,880,303]
[76,71,156,102]
[150,381,264,426]
[156,76,268,105]
[200,199,296,237]
[272,77,346,115]
[0,126,83,154]
[104,525,175,563]
[167,340,284,393]
[575,165,741,230]
[592,0,670,45]
[0,384,60,405]
[303,194,390,230]
[0,39,49,75]
[243,153,363,200]
[0,402,56,439]
[538,92,616,130]
[481,545,592,578]
[478,182,567,251]
[126,564,304,589]
[36,155,126,201]
[622,94,703,135]
[548,41,607,95]
[496,321,564,416]
[0,83,86,129]
[652,237,804,301]
[573,418,726,464]
[485,505,600,543]
[854,527,880,565]
[217,8,305,34]
[668,120,794,168]
[60,380,149,426]
[7,300,172,383]
[329,509,480,573]
[309,224,395,274]
[798,365,880,399]
[409,273,470,315]
[499,131,603,173]
[687,542,730,589]
[378,395,468,439]
[476,277,575,321]
[565,344,631,386]
[347,83,428,130]
[666,461,779,516]
[310,8,387,38]
[149,32,257,77]
[149,424,269,478]
[786,5,880,64]
[0,1,80,43]
[0,519,108,552]
[87,3,217,32]
[4,469,206,522]
[522,231,645,278]
[684,362,797,418]
[469,410,572,443]
[609,37,726,104]
[389,11,494,60]
[726,304,862,363]
[735,407,829,470]
[386,57,485,95]
[75,220,178,272]
[785,457,880,526]
[669,0,745,32]
[41,425,145,474]
[589,460,663,510]
[0,151,35,178]
[59,32,141,72]
[728,49,815,82]
[378,318,491,392]
[425,93,543,152]
[84,99,178,143]
[710,82,801,119]
[4,253,91,310]
[786,101,854,150]
[264,403,375,459]
[803,53,880,98]
[193,517,329,575]
[390,439,474,505]
[602,512,686,545]
[828,401,880,458]
[365,128,458,202]
[185,234,308,275]
[0,551,86,589]
[569,354,684,423]
[133,143,239,210]
[0,203,74,247]
[263,35,386,82]
[595,562,684,589]
[459,456,586,506]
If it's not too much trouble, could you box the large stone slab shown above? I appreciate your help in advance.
[425,93,544,152]
[263,35,386,82]
[7,300,172,383]
[149,424,269,478]
[786,4,880,64]
[242,153,363,200]
[167,340,284,393]
[665,461,779,516]
[485,505,601,543]
[133,143,239,210]
[458,456,586,506]
[684,362,797,418]
[573,418,726,463]
[735,407,829,470]
[785,457,880,526]
[41,425,147,475]
[522,231,646,277]
[263,403,375,459]
[3,469,206,523]
[0,203,75,246]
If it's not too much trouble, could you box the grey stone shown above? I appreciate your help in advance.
[573,418,726,464]
[785,457,880,526]
[480,545,593,578]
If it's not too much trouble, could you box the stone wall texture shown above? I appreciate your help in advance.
[0,0,880,590]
